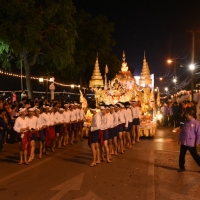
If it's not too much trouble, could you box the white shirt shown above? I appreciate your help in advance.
[63,110,70,123]
[125,108,132,127]
[107,112,114,128]
[112,112,118,127]
[131,106,140,119]
[100,113,109,130]
[91,112,101,132]
[70,109,77,122]
[26,116,38,130]
[13,117,28,133]
[76,109,81,121]
[54,112,64,124]
[118,109,125,124]
[40,112,50,126]
[80,109,86,120]
[36,115,43,129]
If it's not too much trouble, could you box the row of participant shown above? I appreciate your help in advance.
[13,102,86,164]
[88,101,140,166]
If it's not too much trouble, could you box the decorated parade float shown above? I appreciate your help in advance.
[84,51,161,137]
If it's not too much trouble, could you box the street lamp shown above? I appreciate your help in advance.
[167,59,177,93]
[165,87,168,92]
[173,77,177,83]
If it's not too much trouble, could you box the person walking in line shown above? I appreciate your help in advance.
[177,109,200,172]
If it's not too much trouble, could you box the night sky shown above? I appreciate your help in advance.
[73,0,200,92]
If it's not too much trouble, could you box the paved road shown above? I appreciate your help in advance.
[1,127,200,200]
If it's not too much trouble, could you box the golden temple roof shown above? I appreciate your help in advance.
[89,54,104,88]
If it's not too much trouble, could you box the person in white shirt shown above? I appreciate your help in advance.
[107,105,115,159]
[63,103,70,146]
[89,104,101,167]
[79,103,86,141]
[124,102,132,149]
[13,108,29,165]
[40,105,51,154]
[35,107,45,159]
[113,105,119,155]
[26,107,38,162]
[131,101,140,143]
[117,103,125,154]
[52,106,64,151]
[99,106,111,163]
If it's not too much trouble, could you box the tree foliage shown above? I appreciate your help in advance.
[0,0,77,98]
[65,10,121,86]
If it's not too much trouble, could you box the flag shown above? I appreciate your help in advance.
[105,64,109,73]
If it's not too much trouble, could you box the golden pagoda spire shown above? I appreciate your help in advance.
[139,52,152,87]
[121,51,128,72]
[122,50,126,62]
[89,54,104,88]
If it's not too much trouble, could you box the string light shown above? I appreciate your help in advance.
[0,69,84,89]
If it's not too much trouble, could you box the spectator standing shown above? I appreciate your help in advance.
[177,109,200,172]
[12,91,17,102]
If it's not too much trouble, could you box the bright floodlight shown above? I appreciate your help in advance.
[173,78,177,83]
[165,87,168,91]
[167,59,173,64]
[189,64,195,70]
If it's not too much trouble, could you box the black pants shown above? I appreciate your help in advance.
[179,144,200,169]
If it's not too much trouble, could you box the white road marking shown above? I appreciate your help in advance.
[50,173,84,200]
[146,150,155,200]
[74,190,102,200]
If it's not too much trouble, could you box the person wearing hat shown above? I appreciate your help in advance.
[26,107,38,162]
[124,102,132,149]
[117,103,126,153]
[131,101,140,143]
[40,105,51,154]
[63,103,70,146]
[99,105,111,163]
[35,107,45,159]
[106,105,114,160]
[107,105,115,159]
[13,108,30,165]
[113,104,119,155]
[52,107,64,151]
[89,104,101,166]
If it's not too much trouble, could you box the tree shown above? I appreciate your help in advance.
[68,10,121,87]
[0,0,77,99]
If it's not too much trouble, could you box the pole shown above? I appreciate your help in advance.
[46,79,48,101]
[174,62,177,93]
[20,59,23,91]
[191,31,195,101]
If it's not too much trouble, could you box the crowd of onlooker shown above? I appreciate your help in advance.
[158,100,197,127]
[0,91,81,152]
